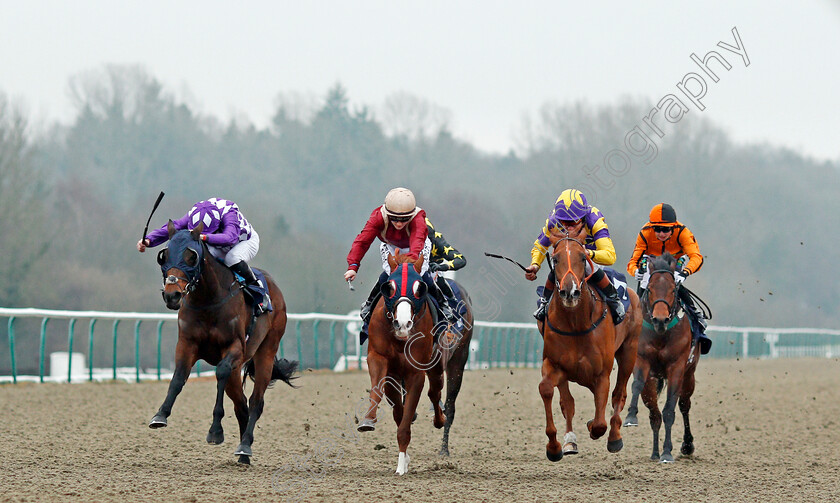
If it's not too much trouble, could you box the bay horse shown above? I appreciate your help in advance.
[148,221,298,464]
[356,250,451,475]
[623,253,699,463]
[538,225,641,461]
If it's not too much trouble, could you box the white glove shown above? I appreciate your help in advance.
[634,269,645,281]
[674,270,688,285]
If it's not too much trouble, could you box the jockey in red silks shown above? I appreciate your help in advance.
[344,187,457,341]
[137,197,267,313]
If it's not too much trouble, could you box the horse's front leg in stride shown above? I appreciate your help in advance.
[557,379,578,456]
[586,375,610,440]
[641,378,662,461]
[149,342,197,428]
[679,373,696,456]
[427,367,445,430]
[607,344,636,453]
[358,354,389,432]
[207,352,239,445]
[395,372,424,475]
[623,367,647,427]
[539,361,563,462]
[235,350,274,464]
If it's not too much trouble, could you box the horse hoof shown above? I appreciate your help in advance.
[439,447,450,457]
[607,438,624,453]
[148,415,168,428]
[681,443,695,456]
[237,454,251,465]
[235,444,253,457]
[206,431,224,445]
[546,449,563,462]
[357,419,376,432]
[623,416,638,427]
[562,443,578,455]
[659,453,674,464]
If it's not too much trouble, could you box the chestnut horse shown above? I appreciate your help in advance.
[356,250,449,475]
[623,253,699,463]
[148,221,297,464]
[538,226,641,461]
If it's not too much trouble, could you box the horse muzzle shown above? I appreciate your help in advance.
[558,289,582,308]
[161,290,183,311]
[651,317,669,334]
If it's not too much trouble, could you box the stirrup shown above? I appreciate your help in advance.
[606,296,625,323]
[360,300,373,321]
[533,298,549,321]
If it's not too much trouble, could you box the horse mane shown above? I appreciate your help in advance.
[650,253,676,272]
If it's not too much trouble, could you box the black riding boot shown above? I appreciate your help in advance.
[424,273,457,324]
[533,271,555,321]
[678,287,712,354]
[358,272,388,344]
[588,269,625,324]
[230,261,266,314]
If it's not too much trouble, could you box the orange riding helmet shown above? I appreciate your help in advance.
[649,203,678,227]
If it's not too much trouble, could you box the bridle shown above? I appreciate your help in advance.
[641,268,681,331]
[159,241,242,311]
[543,235,608,337]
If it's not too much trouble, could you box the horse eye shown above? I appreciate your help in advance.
[184,248,198,267]
[157,249,168,265]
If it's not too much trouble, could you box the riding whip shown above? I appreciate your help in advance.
[347,280,356,292]
[142,191,165,242]
[484,252,529,272]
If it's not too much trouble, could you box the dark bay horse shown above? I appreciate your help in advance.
[356,250,446,475]
[623,253,699,463]
[431,279,474,456]
[148,221,297,464]
[538,226,641,461]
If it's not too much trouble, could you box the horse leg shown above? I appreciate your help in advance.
[659,371,683,464]
[234,348,274,463]
[207,351,241,444]
[624,362,649,427]
[679,369,696,456]
[427,364,445,430]
[395,371,425,475]
[440,349,469,456]
[607,342,636,453]
[149,340,198,428]
[539,361,563,461]
[641,377,662,461]
[586,374,610,440]
[358,353,388,432]
[224,363,249,442]
[556,378,578,455]
[383,372,405,426]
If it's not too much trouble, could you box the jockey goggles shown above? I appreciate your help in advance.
[652,226,674,233]
[390,215,412,223]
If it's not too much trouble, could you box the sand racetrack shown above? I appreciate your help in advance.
[1,358,838,502]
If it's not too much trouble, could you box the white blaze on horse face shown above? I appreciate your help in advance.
[395,301,413,337]
[395,451,410,475]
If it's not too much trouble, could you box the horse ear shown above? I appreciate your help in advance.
[387,253,398,272]
[190,221,204,240]
[413,253,424,273]
[167,220,176,238]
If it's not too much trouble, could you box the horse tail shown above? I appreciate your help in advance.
[656,377,665,396]
[243,357,300,389]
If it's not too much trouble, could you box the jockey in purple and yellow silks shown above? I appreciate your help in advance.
[137,197,267,313]
[524,188,625,323]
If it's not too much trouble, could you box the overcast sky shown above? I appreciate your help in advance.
[1,1,838,161]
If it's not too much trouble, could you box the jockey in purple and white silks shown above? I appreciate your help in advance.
[137,198,265,311]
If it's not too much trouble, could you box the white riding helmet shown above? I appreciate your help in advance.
[384,187,417,219]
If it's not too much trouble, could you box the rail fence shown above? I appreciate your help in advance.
[2,307,839,383]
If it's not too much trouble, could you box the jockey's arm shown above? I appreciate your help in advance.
[626,231,649,276]
[529,218,553,268]
[346,208,384,272]
[588,217,616,265]
[202,211,241,247]
[677,227,704,274]
[406,210,428,259]
[145,212,190,248]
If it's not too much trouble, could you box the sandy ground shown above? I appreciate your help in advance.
[1,358,839,503]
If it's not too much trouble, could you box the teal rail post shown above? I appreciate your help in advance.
[513,329,522,368]
[7,317,16,384]
[295,320,303,368]
[134,320,142,383]
[312,320,321,369]
[524,329,533,368]
[67,318,77,383]
[156,320,164,380]
[88,319,97,382]
[196,361,202,377]
[475,327,485,369]
[328,321,337,371]
[112,320,120,380]
[505,328,512,368]
[39,318,49,383]
[343,322,349,371]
